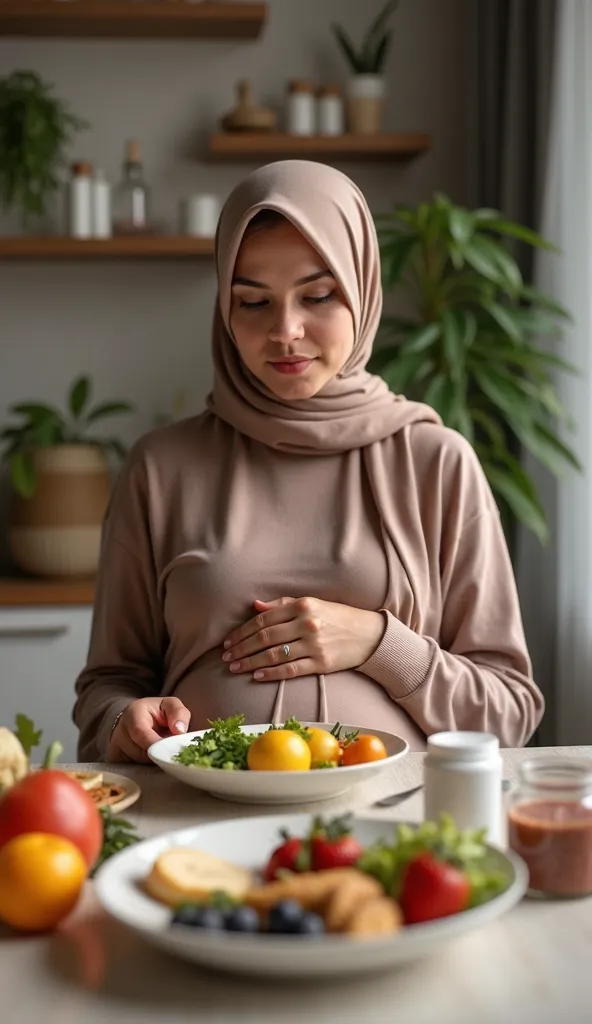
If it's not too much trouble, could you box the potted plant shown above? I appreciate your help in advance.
[332,0,399,134]
[0,376,133,577]
[0,71,87,227]
[370,193,579,547]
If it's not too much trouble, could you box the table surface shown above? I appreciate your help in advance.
[2,746,591,1024]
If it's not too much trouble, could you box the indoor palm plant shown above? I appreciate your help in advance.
[0,376,133,577]
[332,0,399,134]
[0,71,87,226]
[370,193,578,545]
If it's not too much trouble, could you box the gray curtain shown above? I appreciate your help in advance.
[469,0,558,745]
[470,0,557,276]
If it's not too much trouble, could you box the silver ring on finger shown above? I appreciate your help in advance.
[282,643,291,658]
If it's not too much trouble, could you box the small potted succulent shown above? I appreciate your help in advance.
[0,70,87,227]
[332,0,399,134]
[0,376,133,577]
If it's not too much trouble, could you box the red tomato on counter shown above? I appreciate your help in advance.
[0,770,102,869]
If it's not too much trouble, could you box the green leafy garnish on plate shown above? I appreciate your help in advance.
[13,713,42,758]
[358,814,507,908]
[173,714,258,770]
[91,807,142,877]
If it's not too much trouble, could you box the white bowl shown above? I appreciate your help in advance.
[95,813,529,980]
[148,722,408,804]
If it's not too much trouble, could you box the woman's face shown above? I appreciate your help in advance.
[230,219,355,400]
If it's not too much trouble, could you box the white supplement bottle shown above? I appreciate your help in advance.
[424,731,503,845]
[286,79,316,136]
[68,161,93,239]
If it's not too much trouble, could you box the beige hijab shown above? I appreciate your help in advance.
[207,160,440,453]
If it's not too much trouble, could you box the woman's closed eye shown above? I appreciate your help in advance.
[238,292,336,310]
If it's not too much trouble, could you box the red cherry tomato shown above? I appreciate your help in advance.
[0,770,102,869]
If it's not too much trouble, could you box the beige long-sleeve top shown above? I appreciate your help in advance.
[73,413,544,760]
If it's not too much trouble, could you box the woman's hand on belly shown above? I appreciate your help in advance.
[222,597,385,682]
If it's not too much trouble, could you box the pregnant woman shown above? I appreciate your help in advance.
[74,160,544,762]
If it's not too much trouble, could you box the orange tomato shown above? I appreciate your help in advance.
[247,730,312,771]
[341,734,388,767]
[306,727,340,768]
[0,832,87,932]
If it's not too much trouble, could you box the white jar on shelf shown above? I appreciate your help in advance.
[286,79,316,136]
[317,85,344,136]
[68,161,93,238]
[92,169,111,239]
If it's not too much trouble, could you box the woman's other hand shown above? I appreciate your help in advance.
[107,696,191,763]
[222,597,385,682]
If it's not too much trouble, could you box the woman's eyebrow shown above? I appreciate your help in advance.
[232,269,334,288]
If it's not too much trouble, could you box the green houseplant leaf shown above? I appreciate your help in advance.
[332,0,399,74]
[69,376,91,419]
[0,375,134,498]
[373,193,578,545]
[0,71,88,225]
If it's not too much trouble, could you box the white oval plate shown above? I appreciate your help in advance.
[95,813,528,980]
[148,722,408,804]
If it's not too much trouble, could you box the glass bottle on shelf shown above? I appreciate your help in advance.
[112,139,152,236]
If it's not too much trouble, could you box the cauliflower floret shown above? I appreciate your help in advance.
[0,727,28,793]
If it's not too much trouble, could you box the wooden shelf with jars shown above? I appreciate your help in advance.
[0,236,215,260]
[0,2,267,40]
[206,132,432,162]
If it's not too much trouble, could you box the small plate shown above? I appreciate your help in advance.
[95,813,529,979]
[89,771,141,815]
[148,722,408,804]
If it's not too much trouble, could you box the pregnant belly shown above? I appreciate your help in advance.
[171,650,427,751]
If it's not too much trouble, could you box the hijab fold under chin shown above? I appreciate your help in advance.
[207,160,440,455]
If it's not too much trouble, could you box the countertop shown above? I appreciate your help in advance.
[0,576,95,606]
[2,746,591,1024]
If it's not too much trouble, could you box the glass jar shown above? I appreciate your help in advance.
[113,139,151,236]
[508,758,592,898]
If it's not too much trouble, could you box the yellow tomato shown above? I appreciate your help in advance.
[0,832,87,932]
[247,730,312,771]
[306,727,340,768]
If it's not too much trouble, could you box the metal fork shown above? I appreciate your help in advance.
[372,778,512,809]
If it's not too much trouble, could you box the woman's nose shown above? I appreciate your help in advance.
[268,303,305,343]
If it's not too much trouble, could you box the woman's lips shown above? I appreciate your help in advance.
[269,358,315,375]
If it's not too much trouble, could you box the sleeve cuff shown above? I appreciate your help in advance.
[359,609,434,699]
[95,697,134,762]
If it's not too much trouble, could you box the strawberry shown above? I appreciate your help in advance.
[263,832,306,882]
[399,852,470,924]
[309,815,364,872]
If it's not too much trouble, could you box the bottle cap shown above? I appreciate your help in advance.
[288,79,315,93]
[427,731,499,762]
[71,161,93,176]
[317,84,341,98]
[125,139,142,164]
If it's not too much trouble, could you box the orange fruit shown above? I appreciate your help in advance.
[341,734,388,767]
[0,832,87,932]
[247,730,312,771]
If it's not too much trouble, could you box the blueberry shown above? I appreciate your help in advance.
[225,905,260,933]
[172,905,226,930]
[296,912,325,936]
[268,899,305,934]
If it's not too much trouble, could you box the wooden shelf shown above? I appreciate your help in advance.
[207,132,431,162]
[0,2,267,40]
[0,577,95,607]
[0,236,215,260]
